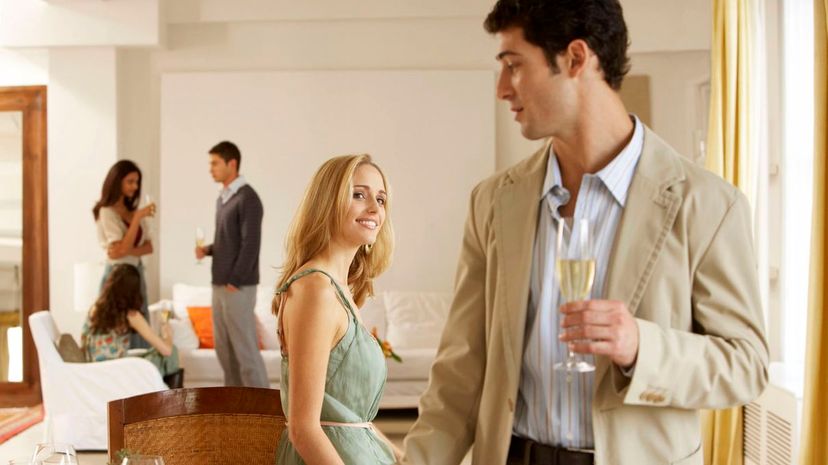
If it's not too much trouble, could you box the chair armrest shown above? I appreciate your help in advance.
[42,358,167,416]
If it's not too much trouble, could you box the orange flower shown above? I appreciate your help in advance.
[371,326,403,363]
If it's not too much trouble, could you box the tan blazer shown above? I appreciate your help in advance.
[402,128,769,465]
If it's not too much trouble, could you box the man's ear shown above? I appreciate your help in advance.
[565,39,592,78]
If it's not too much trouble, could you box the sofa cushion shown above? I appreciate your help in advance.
[384,348,438,381]
[384,291,452,350]
[172,284,212,318]
[360,294,388,340]
[256,312,278,350]
[187,306,215,348]
[179,348,283,383]
[254,285,276,315]
[169,316,199,351]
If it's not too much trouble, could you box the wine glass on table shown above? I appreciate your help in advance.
[31,443,77,465]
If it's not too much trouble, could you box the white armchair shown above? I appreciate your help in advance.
[28,311,168,450]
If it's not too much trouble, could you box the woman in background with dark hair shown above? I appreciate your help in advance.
[93,160,155,348]
[81,264,181,386]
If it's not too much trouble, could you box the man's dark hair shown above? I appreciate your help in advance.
[484,0,631,90]
[209,141,242,171]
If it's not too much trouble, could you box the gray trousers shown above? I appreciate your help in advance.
[211,285,269,387]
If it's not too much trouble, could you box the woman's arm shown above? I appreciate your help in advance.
[108,240,153,260]
[127,310,173,357]
[107,205,153,258]
[283,274,349,465]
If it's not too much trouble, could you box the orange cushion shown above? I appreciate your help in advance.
[186,306,265,350]
[187,306,214,348]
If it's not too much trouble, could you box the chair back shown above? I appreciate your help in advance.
[108,387,285,464]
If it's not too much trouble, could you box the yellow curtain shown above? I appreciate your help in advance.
[701,0,752,464]
[800,1,828,463]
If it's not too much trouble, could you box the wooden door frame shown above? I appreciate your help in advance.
[0,86,48,407]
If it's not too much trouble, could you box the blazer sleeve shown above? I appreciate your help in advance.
[622,192,769,409]
[402,185,489,465]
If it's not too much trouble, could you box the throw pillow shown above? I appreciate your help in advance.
[187,306,215,348]
[384,291,453,350]
[55,333,87,363]
[186,306,265,350]
[168,316,200,351]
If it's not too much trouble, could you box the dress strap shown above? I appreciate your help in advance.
[276,268,357,320]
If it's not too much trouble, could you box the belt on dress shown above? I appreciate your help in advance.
[285,420,377,432]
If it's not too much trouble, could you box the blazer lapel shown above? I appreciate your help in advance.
[494,144,549,391]
[594,128,686,395]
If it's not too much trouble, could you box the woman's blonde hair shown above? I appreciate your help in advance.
[275,154,394,310]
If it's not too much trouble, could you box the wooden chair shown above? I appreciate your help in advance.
[108,387,285,464]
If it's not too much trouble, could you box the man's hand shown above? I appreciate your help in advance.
[559,299,639,368]
[195,246,207,259]
[226,284,239,293]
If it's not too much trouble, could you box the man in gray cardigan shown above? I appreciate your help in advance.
[195,140,268,387]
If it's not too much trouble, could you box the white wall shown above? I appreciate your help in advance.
[159,70,494,295]
[628,50,711,161]
[0,49,49,87]
[0,0,161,47]
[48,48,119,336]
[163,0,712,53]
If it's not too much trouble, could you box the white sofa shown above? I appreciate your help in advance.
[152,284,452,409]
[29,311,168,451]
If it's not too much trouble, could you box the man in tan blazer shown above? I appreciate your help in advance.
[402,1,769,464]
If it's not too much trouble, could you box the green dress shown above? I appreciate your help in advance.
[275,269,396,465]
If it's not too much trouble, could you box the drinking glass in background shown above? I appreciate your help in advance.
[159,300,173,324]
[143,193,157,218]
[195,227,206,265]
[121,455,165,465]
[31,443,78,465]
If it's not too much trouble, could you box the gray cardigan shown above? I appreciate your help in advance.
[206,184,263,287]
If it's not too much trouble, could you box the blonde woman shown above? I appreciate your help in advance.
[273,154,399,464]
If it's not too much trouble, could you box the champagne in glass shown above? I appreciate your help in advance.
[159,300,173,323]
[143,194,156,216]
[553,217,596,373]
[195,227,206,264]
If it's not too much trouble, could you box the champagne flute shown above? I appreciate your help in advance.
[121,456,165,465]
[159,300,173,324]
[553,217,596,373]
[195,227,206,264]
[143,194,156,216]
[31,443,77,465]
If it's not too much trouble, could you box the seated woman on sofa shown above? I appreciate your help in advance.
[81,263,183,387]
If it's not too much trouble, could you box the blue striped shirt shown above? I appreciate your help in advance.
[513,116,644,448]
